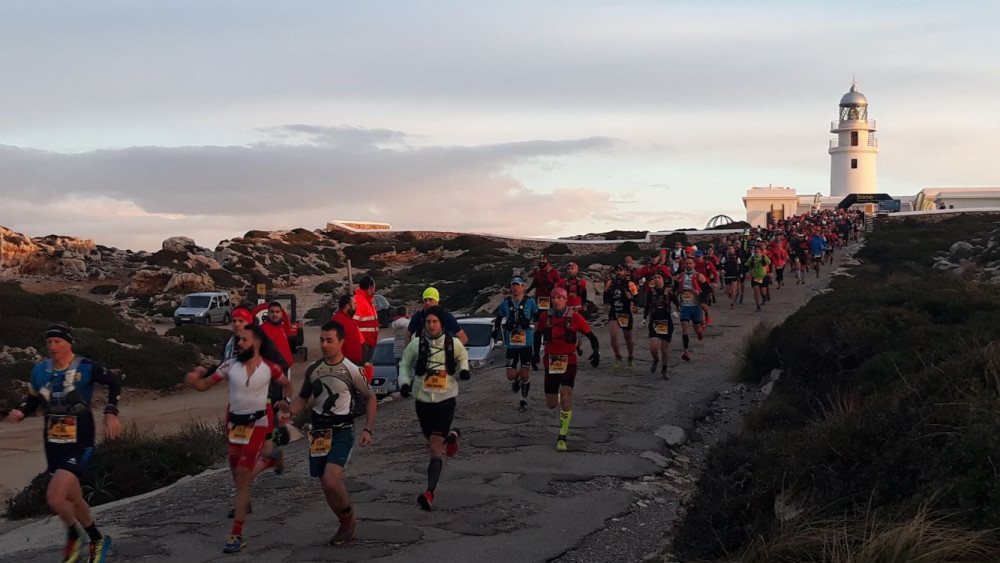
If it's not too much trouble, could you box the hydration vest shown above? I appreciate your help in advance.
[542,311,577,344]
[564,277,584,298]
[415,335,457,376]
[503,297,531,331]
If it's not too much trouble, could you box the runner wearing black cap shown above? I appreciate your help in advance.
[603,264,639,369]
[5,325,122,563]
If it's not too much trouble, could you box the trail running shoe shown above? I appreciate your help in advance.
[222,534,246,554]
[62,537,84,563]
[556,437,568,452]
[88,535,113,563]
[267,447,285,475]
[650,358,659,373]
[661,365,669,380]
[614,358,622,369]
[627,357,634,369]
[682,351,691,362]
[518,399,527,412]
[446,429,461,458]
[417,490,434,511]
[756,307,762,313]
[330,507,357,546]
[739,294,744,304]
[510,377,521,393]
[696,327,704,341]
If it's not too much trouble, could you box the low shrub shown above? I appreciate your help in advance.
[165,325,230,355]
[305,306,334,326]
[616,241,641,252]
[5,421,227,519]
[542,243,572,255]
[89,284,119,295]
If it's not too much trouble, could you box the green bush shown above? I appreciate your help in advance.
[673,215,1000,560]
[542,243,572,255]
[5,421,227,519]
[615,241,641,252]
[165,325,231,355]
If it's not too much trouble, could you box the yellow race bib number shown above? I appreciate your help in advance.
[616,314,630,328]
[423,370,449,391]
[309,429,332,457]
[682,291,694,300]
[537,296,551,310]
[509,331,527,346]
[753,277,764,284]
[549,355,569,375]
[46,415,77,444]
[654,321,671,335]
[228,424,254,445]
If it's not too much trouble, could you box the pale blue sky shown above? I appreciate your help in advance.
[0,1,997,249]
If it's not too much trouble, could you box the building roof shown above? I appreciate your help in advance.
[840,84,868,107]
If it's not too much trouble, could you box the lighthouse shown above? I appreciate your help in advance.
[829,82,878,197]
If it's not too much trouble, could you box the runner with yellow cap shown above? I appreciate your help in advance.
[407,287,468,345]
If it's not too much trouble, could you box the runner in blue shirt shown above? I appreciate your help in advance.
[493,277,540,411]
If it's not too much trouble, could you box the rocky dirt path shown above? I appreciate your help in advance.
[0,248,857,562]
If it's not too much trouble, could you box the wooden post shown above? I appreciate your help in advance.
[347,259,354,292]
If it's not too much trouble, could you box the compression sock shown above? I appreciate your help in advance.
[232,520,245,536]
[521,381,531,399]
[84,522,102,542]
[67,523,81,541]
[682,334,690,350]
[427,458,443,492]
[559,410,573,438]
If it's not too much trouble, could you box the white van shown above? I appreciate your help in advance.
[173,292,233,326]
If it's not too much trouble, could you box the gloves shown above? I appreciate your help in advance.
[589,351,600,368]
[399,383,412,398]
[459,370,470,381]
[531,354,540,371]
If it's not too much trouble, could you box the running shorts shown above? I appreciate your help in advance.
[227,424,272,470]
[751,277,771,288]
[43,414,96,477]
[544,363,578,395]
[648,317,674,341]
[679,306,703,324]
[308,427,355,477]
[415,398,456,439]
[723,276,739,285]
[505,347,532,370]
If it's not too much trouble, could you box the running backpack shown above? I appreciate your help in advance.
[415,335,457,376]
[504,297,531,331]
[542,311,577,344]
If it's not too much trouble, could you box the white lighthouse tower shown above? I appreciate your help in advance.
[829,82,878,197]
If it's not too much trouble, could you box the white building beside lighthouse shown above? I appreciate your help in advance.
[829,83,878,197]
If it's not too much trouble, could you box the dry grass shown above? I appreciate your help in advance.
[742,505,998,563]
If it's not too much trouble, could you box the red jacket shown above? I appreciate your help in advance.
[260,319,294,368]
[332,310,365,365]
[353,288,379,349]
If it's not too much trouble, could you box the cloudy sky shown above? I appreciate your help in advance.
[1,1,997,250]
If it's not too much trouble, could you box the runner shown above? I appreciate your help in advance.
[643,272,676,379]
[792,234,810,285]
[719,245,743,310]
[407,287,469,345]
[770,237,789,289]
[693,251,718,326]
[184,324,293,554]
[525,255,561,318]
[558,261,589,355]
[4,325,122,563]
[493,277,539,412]
[603,264,639,369]
[746,245,773,313]
[674,258,707,362]
[809,229,829,278]
[284,321,377,546]
[398,307,471,511]
[531,288,600,452]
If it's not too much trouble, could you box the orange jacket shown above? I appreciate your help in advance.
[353,287,379,348]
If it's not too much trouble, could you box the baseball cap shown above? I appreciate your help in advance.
[422,287,440,301]
[694,250,704,257]
[510,276,525,285]
[551,287,568,299]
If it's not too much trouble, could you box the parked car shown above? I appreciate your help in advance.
[173,292,232,326]
[456,317,504,371]
[371,337,403,397]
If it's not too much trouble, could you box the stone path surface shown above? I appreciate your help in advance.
[0,249,854,562]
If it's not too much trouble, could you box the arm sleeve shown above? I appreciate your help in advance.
[398,340,418,387]
[88,362,122,408]
[453,339,470,373]
[18,393,40,416]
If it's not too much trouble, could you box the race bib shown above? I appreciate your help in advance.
[309,429,332,457]
[654,321,671,335]
[228,424,254,445]
[537,296,551,310]
[753,277,764,284]
[423,370,449,391]
[549,355,569,375]
[509,331,527,346]
[616,314,630,328]
[46,415,77,444]
[682,291,694,301]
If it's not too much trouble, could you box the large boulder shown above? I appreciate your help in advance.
[163,271,215,293]
[162,236,197,252]
[0,226,40,269]
[949,241,974,258]
[185,254,222,270]
[121,269,172,297]
[59,258,88,278]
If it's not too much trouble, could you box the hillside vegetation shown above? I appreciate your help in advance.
[674,215,1000,561]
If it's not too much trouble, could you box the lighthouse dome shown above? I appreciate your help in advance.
[839,84,868,107]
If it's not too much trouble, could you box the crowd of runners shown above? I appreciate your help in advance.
[3,208,864,559]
